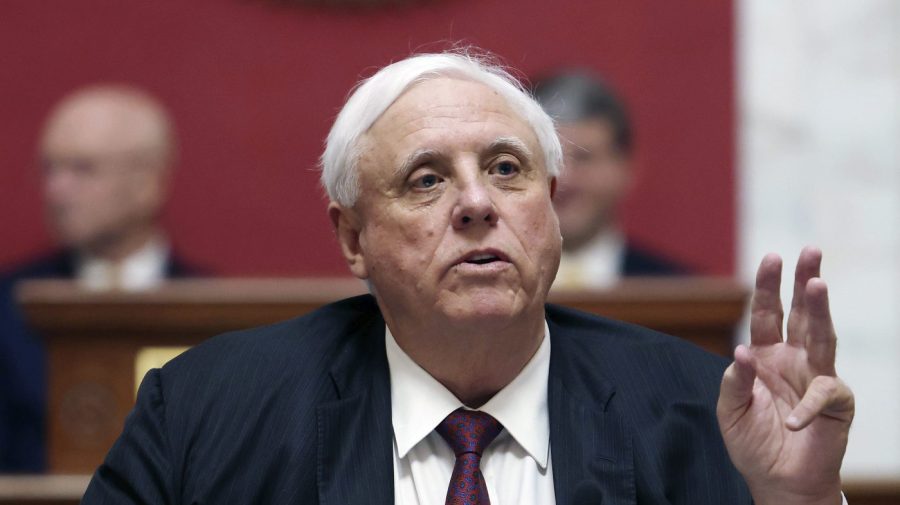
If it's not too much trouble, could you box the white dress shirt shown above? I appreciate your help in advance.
[76,237,170,291]
[554,229,625,290]
[386,323,556,505]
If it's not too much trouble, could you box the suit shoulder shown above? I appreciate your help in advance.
[165,252,211,278]
[1,251,74,311]
[162,294,381,378]
[139,294,381,458]
[0,251,74,284]
[546,303,729,382]
[622,242,686,276]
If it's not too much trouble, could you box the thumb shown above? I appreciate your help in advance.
[717,345,757,425]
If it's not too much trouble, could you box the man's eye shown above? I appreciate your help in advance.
[71,160,97,176]
[493,160,519,177]
[41,158,98,177]
[412,173,442,189]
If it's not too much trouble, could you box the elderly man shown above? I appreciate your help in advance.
[0,85,198,471]
[83,53,852,505]
[534,72,684,289]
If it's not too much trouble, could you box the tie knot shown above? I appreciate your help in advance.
[436,409,503,457]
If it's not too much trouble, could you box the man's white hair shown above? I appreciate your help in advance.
[320,50,563,207]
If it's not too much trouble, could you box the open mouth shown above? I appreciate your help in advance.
[466,253,501,265]
[457,249,509,268]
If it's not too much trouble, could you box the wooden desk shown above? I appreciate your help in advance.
[20,277,746,474]
[0,475,89,505]
[845,480,900,505]
[1,475,898,505]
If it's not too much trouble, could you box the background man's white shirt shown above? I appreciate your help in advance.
[555,229,625,289]
[76,237,169,291]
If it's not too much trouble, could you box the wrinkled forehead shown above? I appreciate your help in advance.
[361,77,540,162]
[390,75,529,124]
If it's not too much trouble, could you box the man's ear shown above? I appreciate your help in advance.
[328,202,369,280]
[549,176,558,199]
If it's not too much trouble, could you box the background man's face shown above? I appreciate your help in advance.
[553,119,632,251]
[350,77,561,327]
[40,95,167,253]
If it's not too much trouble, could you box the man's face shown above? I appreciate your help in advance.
[553,119,632,251]
[40,97,167,252]
[334,77,561,328]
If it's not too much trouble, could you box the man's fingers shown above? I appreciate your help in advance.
[789,247,822,309]
[786,246,822,347]
[785,375,854,430]
[750,254,784,346]
[718,345,757,421]
[805,278,837,375]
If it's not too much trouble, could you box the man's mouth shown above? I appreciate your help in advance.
[466,253,501,265]
[455,249,510,270]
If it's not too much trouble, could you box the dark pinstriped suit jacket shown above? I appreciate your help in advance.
[82,294,751,505]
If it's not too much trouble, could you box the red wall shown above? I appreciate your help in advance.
[0,0,734,276]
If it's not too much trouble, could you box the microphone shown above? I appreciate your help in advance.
[572,480,605,505]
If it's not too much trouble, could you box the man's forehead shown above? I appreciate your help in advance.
[363,77,539,157]
[42,99,163,155]
[382,77,513,120]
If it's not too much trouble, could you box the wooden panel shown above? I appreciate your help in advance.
[19,277,745,474]
[1,475,898,505]
[19,278,366,473]
[0,475,89,505]
[845,480,900,505]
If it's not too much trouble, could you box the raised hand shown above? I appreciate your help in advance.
[717,247,854,505]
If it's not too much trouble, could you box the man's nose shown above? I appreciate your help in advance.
[451,179,498,230]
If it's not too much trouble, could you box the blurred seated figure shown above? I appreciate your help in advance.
[0,85,201,472]
[533,72,684,289]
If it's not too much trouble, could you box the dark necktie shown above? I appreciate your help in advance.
[435,408,504,505]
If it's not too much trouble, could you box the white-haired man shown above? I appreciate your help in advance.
[83,52,853,505]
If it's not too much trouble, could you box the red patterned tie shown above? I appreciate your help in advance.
[436,409,504,505]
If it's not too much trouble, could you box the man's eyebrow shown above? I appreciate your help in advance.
[486,136,533,160]
[394,137,533,178]
[396,148,441,178]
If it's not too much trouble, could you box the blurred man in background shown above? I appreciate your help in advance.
[534,72,684,289]
[0,85,199,471]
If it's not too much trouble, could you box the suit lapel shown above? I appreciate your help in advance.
[313,301,639,505]
[316,309,394,505]
[549,317,637,505]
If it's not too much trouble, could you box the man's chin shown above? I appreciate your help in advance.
[437,288,533,327]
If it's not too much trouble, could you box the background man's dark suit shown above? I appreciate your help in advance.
[0,251,198,472]
[83,294,751,504]
[622,243,684,277]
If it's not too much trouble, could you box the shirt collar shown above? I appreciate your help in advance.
[570,227,625,261]
[76,236,169,291]
[557,228,626,289]
[385,322,551,470]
